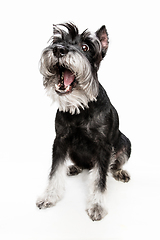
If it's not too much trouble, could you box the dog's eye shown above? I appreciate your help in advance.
[82,44,89,52]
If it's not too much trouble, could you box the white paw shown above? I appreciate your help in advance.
[36,190,64,209]
[36,197,55,209]
[86,203,108,221]
[36,194,57,209]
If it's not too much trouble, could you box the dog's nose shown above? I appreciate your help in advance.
[53,45,69,58]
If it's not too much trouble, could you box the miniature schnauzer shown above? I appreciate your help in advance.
[36,22,131,221]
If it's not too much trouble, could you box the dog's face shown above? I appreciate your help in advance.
[40,23,109,114]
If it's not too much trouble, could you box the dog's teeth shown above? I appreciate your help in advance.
[61,72,64,80]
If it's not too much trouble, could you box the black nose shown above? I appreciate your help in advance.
[53,45,69,58]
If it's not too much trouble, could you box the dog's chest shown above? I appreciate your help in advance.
[55,109,108,143]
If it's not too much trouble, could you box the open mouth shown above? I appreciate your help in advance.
[55,65,76,94]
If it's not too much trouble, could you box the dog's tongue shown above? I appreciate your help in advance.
[64,69,74,87]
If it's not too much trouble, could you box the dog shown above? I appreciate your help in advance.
[36,22,131,221]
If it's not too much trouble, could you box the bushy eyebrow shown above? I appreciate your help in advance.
[52,22,79,41]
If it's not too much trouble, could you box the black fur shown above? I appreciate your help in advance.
[50,83,131,190]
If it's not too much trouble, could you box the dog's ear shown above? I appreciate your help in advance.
[96,26,109,58]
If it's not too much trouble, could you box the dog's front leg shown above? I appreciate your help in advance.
[36,138,67,209]
[86,149,110,221]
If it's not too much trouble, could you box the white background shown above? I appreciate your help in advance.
[0,0,160,239]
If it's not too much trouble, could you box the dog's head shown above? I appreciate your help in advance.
[40,22,109,114]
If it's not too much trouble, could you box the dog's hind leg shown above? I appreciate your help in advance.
[110,132,131,183]
[67,165,83,176]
